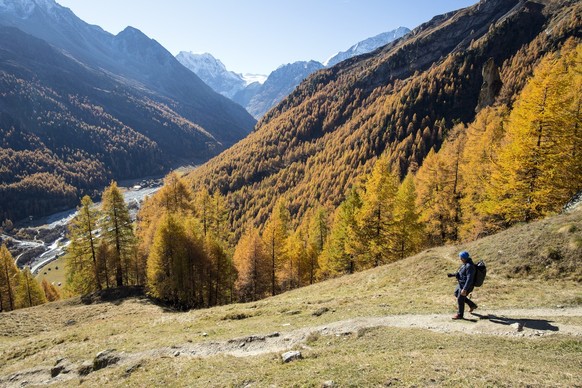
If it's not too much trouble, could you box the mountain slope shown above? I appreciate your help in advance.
[325,26,410,67]
[0,0,256,145]
[0,205,580,386]
[0,0,256,222]
[187,0,580,232]
[178,27,411,119]
[176,51,247,99]
[241,60,325,119]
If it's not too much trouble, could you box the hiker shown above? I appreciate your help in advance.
[448,250,478,319]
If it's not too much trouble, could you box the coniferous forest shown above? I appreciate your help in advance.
[35,35,578,311]
[1,0,581,312]
[0,22,255,224]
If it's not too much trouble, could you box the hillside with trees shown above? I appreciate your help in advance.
[3,0,579,312]
[0,203,580,386]
[58,35,580,309]
[186,0,580,239]
[0,1,580,384]
[0,1,256,223]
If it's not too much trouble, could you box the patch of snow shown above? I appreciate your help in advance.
[324,26,410,67]
[241,73,267,85]
[0,0,36,18]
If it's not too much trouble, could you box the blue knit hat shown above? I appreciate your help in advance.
[459,251,470,260]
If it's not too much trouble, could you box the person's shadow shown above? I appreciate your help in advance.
[471,313,559,332]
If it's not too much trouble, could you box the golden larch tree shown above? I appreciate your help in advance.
[233,227,270,302]
[0,244,19,312]
[392,173,424,260]
[16,267,46,308]
[487,43,582,223]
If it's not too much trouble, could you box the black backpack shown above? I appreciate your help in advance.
[473,260,487,287]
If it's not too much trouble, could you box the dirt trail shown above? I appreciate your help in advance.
[167,306,582,359]
[2,306,581,387]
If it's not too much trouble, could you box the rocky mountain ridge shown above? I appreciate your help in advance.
[178,27,410,118]
[186,0,580,232]
[324,26,410,67]
[176,51,247,99]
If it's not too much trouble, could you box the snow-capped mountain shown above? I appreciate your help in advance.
[178,27,411,118]
[0,0,256,220]
[0,0,57,18]
[238,60,324,119]
[176,51,249,99]
[325,27,410,67]
[241,73,267,85]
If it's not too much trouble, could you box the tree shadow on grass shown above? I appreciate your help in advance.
[80,286,177,312]
[471,313,559,332]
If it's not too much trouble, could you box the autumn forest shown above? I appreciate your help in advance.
[1,0,581,312]
[2,35,579,311]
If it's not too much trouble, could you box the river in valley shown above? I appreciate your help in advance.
[0,180,162,274]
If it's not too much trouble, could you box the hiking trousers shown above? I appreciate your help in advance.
[454,284,477,317]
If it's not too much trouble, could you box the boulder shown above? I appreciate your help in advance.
[50,358,72,378]
[78,362,93,377]
[281,351,302,363]
[93,350,121,371]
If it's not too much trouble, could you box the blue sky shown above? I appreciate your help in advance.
[56,0,478,75]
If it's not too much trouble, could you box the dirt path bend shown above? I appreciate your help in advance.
[2,307,580,387]
[172,306,582,359]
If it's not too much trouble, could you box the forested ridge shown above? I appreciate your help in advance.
[52,33,580,310]
[186,0,580,235]
[0,22,255,223]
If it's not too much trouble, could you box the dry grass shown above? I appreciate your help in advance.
[98,328,581,387]
[1,208,581,387]
[35,256,67,289]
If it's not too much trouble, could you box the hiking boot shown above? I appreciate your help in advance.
[452,314,463,320]
[469,305,478,313]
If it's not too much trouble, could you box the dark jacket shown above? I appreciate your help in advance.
[456,258,476,292]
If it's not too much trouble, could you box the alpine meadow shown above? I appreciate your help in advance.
[0,0,581,387]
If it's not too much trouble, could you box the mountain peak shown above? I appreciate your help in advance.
[116,25,150,41]
[0,0,58,18]
[325,26,411,67]
[176,51,246,98]
[177,51,229,73]
[113,25,173,66]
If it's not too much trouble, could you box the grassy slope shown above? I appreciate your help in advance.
[1,207,581,387]
[35,257,67,288]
